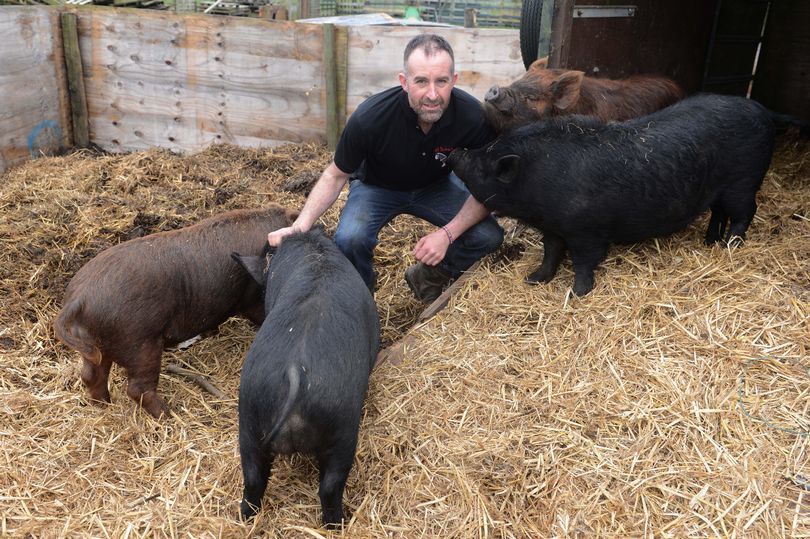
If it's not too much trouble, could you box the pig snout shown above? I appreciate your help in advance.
[446,148,467,170]
[484,85,500,103]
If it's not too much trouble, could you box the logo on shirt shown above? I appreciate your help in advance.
[434,146,455,154]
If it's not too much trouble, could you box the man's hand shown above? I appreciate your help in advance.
[267,225,302,247]
[413,228,451,266]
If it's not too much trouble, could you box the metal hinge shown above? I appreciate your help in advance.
[573,5,636,18]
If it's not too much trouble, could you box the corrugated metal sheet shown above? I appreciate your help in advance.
[324,0,521,28]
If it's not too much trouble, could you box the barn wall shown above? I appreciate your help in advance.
[752,0,810,119]
[0,7,72,175]
[563,0,718,94]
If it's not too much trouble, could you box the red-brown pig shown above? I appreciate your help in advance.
[483,58,685,133]
[53,205,297,419]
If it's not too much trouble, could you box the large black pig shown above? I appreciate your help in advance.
[233,228,380,527]
[447,93,775,296]
[53,206,297,418]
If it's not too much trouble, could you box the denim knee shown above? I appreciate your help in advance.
[464,217,504,255]
[333,227,375,259]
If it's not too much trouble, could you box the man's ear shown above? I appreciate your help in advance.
[399,72,408,92]
[231,253,267,286]
[551,70,585,111]
[495,154,520,184]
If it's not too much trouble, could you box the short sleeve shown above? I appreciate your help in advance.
[333,113,365,174]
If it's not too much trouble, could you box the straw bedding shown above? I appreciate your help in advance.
[0,136,807,538]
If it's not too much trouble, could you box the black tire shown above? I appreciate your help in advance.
[520,0,544,70]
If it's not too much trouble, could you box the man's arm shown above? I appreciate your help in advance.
[412,194,491,266]
[267,161,351,246]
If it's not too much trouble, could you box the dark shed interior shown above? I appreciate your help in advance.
[537,0,808,119]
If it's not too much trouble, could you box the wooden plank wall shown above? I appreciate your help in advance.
[344,26,524,114]
[0,7,71,175]
[0,7,523,160]
[74,9,327,153]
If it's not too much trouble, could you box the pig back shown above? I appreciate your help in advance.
[462,95,774,243]
[59,206,295,349]
[239,230,380,452]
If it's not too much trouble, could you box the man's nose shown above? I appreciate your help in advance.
[426,84,439,100]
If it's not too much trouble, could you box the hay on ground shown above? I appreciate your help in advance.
[0,136,807,537]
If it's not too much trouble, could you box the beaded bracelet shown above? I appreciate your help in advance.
[441,225,454,244]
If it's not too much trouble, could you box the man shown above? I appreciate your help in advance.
[268,34,503,302]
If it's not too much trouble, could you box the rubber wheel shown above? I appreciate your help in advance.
[520,0,544,70]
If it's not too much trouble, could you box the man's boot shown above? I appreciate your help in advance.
[405,262,453,303]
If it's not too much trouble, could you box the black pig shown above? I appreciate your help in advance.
[233,228,380,527]
[448,93,775,295]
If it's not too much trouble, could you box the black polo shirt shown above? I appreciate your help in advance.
[334,86,495,191]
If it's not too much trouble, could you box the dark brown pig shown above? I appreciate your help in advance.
[53,205,297,419]
[483,58,685,133]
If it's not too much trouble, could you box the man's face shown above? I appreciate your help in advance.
[399,49,458,127]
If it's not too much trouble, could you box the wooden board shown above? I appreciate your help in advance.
[0,7,71,175]
[1,8,524,161]
[343,25,524,114]
[563,0,719,94]
[75,9,327,153]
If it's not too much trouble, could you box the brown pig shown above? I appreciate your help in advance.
[53,205,297,419]
[483,58,685,133]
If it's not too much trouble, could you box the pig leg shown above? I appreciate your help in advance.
[317,441,357,527]
[80,355,113,403]
[567,241,609,296]
[239,443,273,520]
[526,231,566,284]
[724,195,758,243]
[704,203,728,245]
[124,341,170,419]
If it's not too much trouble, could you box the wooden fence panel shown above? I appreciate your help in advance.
[0,8,523,163]
[75,9,327,153]
[344,26,523,115]
[0,7,71,175]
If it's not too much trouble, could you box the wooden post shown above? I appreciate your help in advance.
[549,0,574,68]
[259,5,288,19]
[537,0,555,65]
[60,12,89,148]
[335,24,348,134]
[299,0,311,19]
[323,23,339,150]
[464,8,478,28]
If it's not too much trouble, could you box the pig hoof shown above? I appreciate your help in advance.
[322,518,345,530]
[87,391,112,404]
[138,393,171,419]
[240,499,260,521]
[571,283,593,296]
[525,270,554,284]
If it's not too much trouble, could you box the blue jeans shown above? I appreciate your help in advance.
[333,173,504,288]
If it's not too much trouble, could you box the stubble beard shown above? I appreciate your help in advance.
[413,98,445,125]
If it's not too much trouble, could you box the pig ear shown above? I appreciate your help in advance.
[231,253,266,286]
[529,56,548,71]
[551,71,584,111]
[495,154,520,184]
